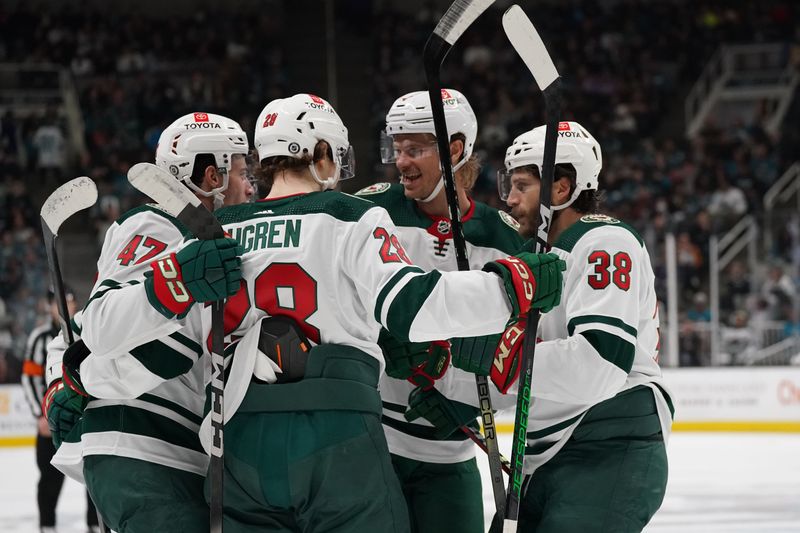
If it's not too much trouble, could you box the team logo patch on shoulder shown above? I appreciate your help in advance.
[581,214,619,224]
[499,210,520,230]
[355,182,391,196]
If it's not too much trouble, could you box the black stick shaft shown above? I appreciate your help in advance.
[505,80,562,522]
[424,31,507,519]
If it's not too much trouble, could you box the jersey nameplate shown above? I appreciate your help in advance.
[230,219,302,253]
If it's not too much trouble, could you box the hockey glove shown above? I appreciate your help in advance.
[145,237,242,318]
[61,339,90,397]
[484,252,565,320]
[379,329,450,389]
[43,379,88,449]
[404,386,481,440]
[452,319,527,393]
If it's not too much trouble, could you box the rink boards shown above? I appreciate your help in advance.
[2,366,799,445]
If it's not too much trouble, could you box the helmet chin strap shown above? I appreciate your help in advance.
[309,162,341,190]
[418,157,467,203]
[182,172,229,210]
[551,186,582,211]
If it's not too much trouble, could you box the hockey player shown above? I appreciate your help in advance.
[455,121,674,532]
[23,288,100,533]
[43,112,253,533]
[356,89,525,533]
[75,93,566,533]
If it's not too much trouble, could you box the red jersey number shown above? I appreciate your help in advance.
[373,227,412,264]
[587,250,632,291]
[116,235,167,266]
[221,263,321,344]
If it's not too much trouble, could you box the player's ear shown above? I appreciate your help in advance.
[202,164,222,191]
[552,176,571,206]
[449,138,464,165]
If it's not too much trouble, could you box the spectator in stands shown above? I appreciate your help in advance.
[761,263,796,320]
[687,292,712,323]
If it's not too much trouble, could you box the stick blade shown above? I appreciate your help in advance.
[40,177,98,235]
[434,0,495,45]
[128,162,201,217]
[503,5,559,90]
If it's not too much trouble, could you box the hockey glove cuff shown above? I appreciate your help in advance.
[145,238,242,318]
[517,252,566,313]
[484,256,536,322]
[490,319,526,394]
[43,379,88,449]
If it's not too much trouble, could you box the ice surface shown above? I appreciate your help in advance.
[1,432,798,532]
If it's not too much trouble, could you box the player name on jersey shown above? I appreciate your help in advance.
[229,219,302,253]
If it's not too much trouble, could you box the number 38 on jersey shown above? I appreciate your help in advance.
[587,250,631,291]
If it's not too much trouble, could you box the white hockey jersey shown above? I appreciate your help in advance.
[523,214,673,475]
[79,191,518,446]
[49,205,208,483]
[356,183,525,463]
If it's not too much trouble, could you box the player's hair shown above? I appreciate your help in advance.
[189,154,217,186]
[254,141,333,191]
[451,132,480,191]
[188,153,246,187]
[518,163,603,213]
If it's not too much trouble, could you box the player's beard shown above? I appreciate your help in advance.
[513,199,561,241]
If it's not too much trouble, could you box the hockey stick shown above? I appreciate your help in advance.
[461,426,511,475]
[421,0,511,519]
[40,177,111,533]
[41,177,97,345]
[127,162,227,533]
[499,6,561,532]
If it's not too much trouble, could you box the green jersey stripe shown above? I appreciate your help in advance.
[130,339,195,379]
[374,266,424,324]
[567,315,637,338]
[80,404,203,452]
[139,393,203,426]
[382,401,407,414]
[84,279,140,310]
[168,330,203,355]
[579,329,636,372]
[526,412,585,440]
[385,270,443,341]
[525,438,560,456]
[382,414,473,442]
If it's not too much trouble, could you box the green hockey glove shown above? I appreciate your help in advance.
[43,378,88,449]
[484,252,565,319]
[145,237,242,318]
[452,319,527,393]
[380,329,450,389]
[404,386,481,439]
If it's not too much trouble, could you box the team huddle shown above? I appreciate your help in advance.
[40,89,673,533]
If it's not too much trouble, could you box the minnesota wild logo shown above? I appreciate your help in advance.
[355,182,390,196]
[499,210,520,230]
[581,214,619,224]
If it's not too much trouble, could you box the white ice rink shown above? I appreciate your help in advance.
[1,432,798,533]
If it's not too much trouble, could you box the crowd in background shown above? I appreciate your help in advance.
[0,0,798,380]
[370,0,800,365]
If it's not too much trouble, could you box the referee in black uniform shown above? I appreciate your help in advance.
[22,287,100,533]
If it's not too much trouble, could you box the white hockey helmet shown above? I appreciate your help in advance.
[382,89,477,173]
[254,93,355,190]
[499,121,602,210]
[156,112,249,209]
